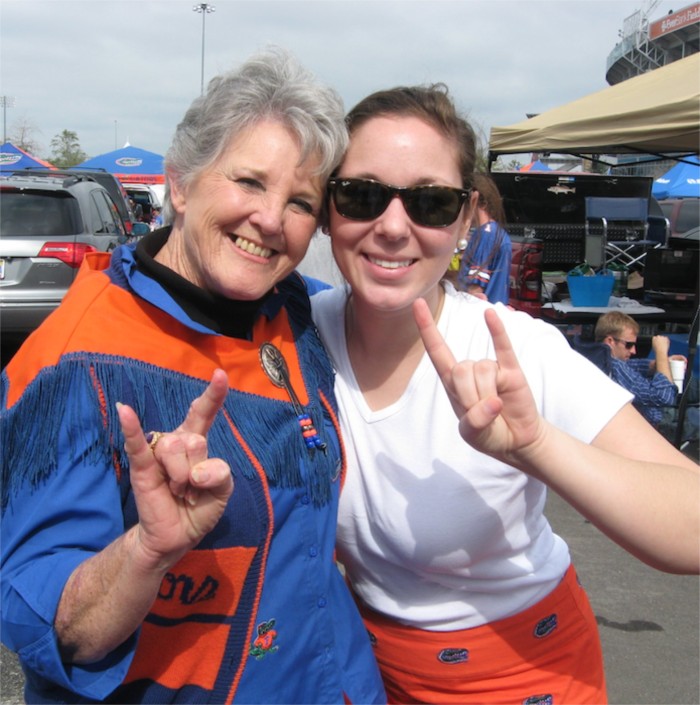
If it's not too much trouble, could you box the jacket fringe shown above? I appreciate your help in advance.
[1,274,337,511]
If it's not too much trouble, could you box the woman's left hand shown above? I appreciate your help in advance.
[116,369,234,570]
[413,298,545,464]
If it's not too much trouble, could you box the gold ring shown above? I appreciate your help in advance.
[146,431,164,453]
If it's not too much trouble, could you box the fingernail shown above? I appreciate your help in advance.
[192,467,210,484]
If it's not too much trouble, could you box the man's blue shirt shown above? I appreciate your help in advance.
[610,357,678,424]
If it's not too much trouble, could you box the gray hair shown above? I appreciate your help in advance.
[162,47,347,224]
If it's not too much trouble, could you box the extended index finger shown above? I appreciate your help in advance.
[177,368,229,436]
[483,308,520,372]
[413,298,458,379]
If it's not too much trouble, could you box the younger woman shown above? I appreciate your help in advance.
[310,84,699,704]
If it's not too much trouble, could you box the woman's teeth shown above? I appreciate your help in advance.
[235,236,272,259]
[369,256,413,270]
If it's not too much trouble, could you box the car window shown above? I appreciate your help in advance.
[676,200,700,234]
[126,188,157,213]
[102,192,127,236]
[91,190,126,235]
[127,190,145,205]
[94,175,133,222]
[0,191,81,236]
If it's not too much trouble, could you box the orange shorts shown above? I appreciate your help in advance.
[358,565,607,705]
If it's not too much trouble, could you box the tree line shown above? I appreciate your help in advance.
[8,117,88,168]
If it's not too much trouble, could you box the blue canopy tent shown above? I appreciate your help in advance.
[652,158,700,199]
[0,142,55,171]
[73,143,164,185]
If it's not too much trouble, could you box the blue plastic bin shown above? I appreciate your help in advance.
[566,274,614,307]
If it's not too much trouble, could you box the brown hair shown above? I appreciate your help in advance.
[472,172,506,226]
[594,311,640,341]
[343,84,477,190]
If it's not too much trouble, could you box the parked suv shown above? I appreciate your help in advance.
[0,172,127,335]
[21,166,137,235]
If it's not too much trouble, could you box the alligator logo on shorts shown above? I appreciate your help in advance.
[437,647,469,664]
[249,618,279,660]
[523,694,553,705]
[533,613,558,638]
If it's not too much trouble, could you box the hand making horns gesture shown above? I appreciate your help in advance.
[413,298,546,466]
[116,369,234,569]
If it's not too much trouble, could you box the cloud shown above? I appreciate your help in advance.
[1,0,668,160]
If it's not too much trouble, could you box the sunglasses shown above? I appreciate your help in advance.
[612,337,637,349]
[327,177,472,228]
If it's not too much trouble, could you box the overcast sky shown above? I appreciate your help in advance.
[0,0,679,163]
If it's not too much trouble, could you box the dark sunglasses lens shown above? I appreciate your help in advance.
[333,180,390,220]
[331,179,466,227]
[404,187,463,227]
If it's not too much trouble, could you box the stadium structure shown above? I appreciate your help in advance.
[603,1,699,175]
[606,1,698,84]
[493,2,698,174]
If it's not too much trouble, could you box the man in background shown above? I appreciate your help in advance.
[595,311,682,438]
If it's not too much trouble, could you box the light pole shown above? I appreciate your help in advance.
[114,119,118,149]
[1,96,16,143]
[193,3,215,95]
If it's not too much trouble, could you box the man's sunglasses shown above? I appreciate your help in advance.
[612,337,637,349]
[327,177,472,228]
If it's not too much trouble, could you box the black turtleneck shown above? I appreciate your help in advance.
[134,229,272,340]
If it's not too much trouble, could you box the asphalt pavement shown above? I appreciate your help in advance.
[545,490,700,705]
[1,487,698,704]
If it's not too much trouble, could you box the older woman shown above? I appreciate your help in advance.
[0,49,384,704]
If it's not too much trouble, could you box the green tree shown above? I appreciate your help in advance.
[49,130,88,167]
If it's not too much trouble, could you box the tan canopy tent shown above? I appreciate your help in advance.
[488,53,700,160]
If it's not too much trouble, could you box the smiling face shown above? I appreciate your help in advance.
[329,115,472,314]
[163,119,323,301]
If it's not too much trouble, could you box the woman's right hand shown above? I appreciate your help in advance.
[413,298,546,466]
[116,369,234,571]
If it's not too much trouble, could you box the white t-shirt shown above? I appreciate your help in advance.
[311,285,632,630]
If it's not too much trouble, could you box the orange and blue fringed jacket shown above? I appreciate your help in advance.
[0,241,385,704]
